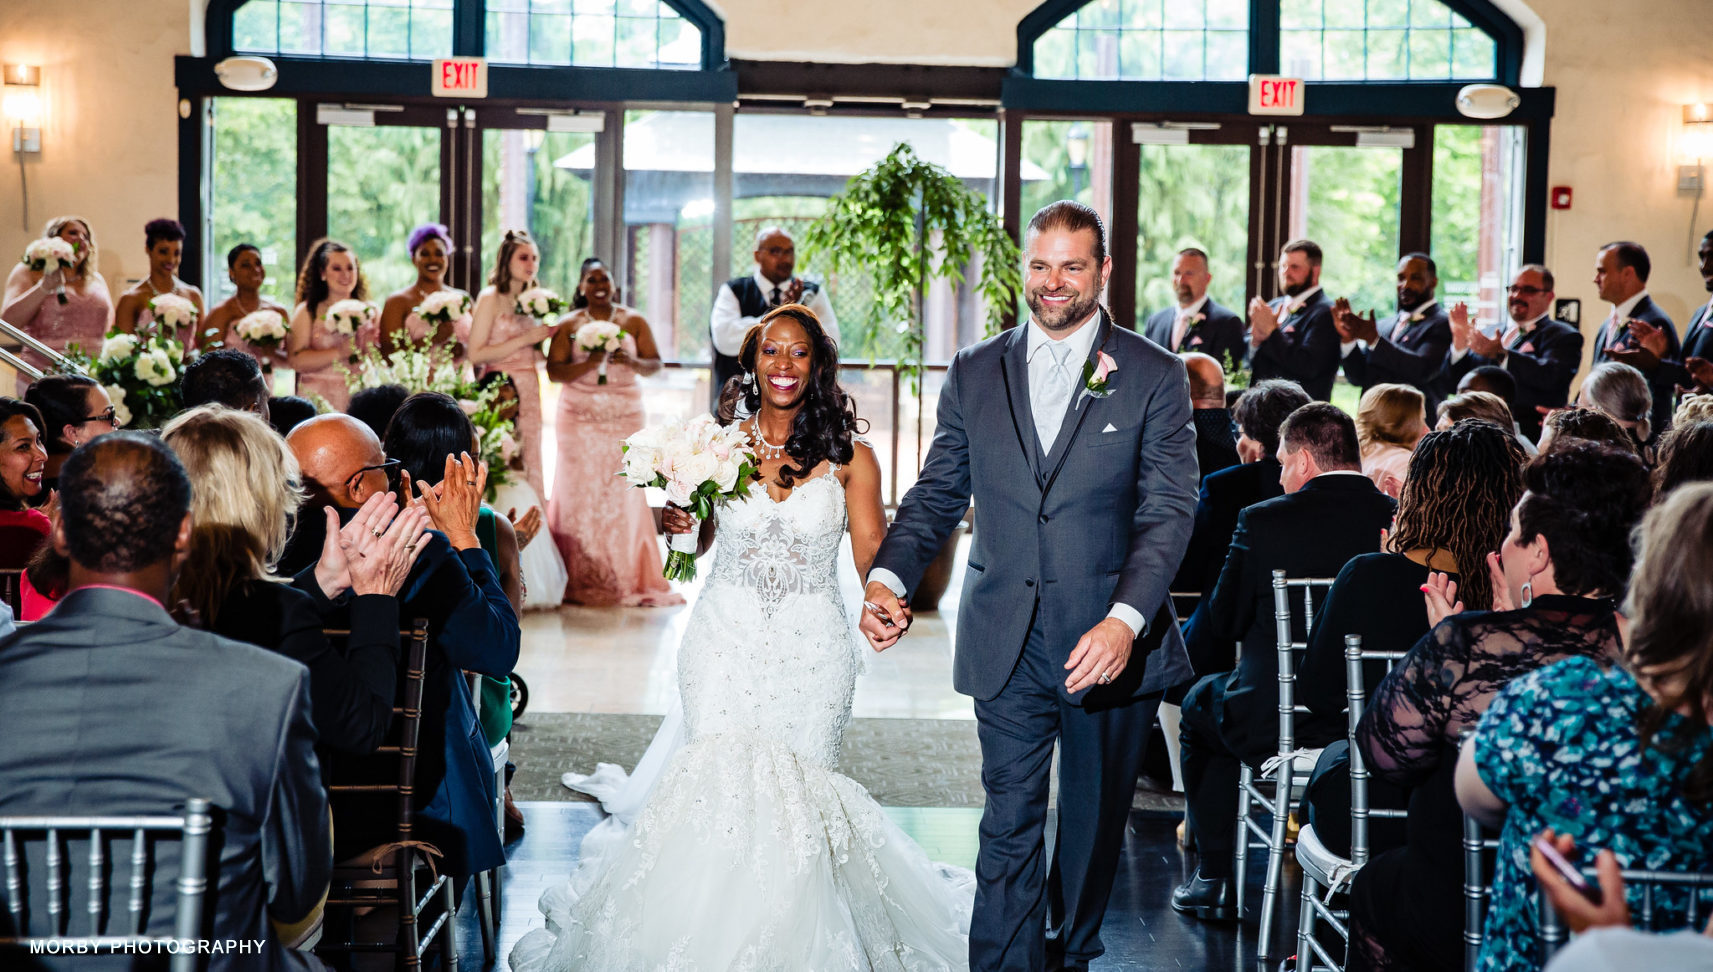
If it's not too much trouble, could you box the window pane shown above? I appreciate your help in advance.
[326,124,441,292]
[1161,30,1205,80]
[210,98,298,307]
[323,3,366,57]
[1037,27,1076,78]
[366,5,411,58]
[1280,0,1321,30]
[1367,28,1407,78]
[1408,27,1452,78]
[1077,29,1119,79]
[1123,0,1164,31]
[1290,144,1403,318]
[1033,0,1249,81]
[481,129,597,304]
[1205,30,1247,80]
[1431,125,1525,330]
[1280,27,1324,78]
[1118,29,1162,80]
[531,13,573,63]
[1324,28,1365,79]
[233,0,453,58]
[1367,0,1408,28]
[617,16,659,68]
[234,1,279,51]
[1452,28,1496,78]
[1079,0,1120,30]
[1206,0,1245,29]
[1264,0,1501,82]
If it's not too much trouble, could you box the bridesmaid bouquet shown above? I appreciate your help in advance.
[234,309,289,351]
[22,237,78,304]
[415,290,473,327]
[515,287,567,322]
[574,320,624,384]
[325,299,377,336]
[619,414,759,582]
[147,293,200,338]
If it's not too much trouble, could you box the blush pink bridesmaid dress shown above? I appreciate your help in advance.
[18,283,112,392]
[477,308,548,498]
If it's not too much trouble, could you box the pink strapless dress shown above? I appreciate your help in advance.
[295,316,369,412]
[477,310,548,497]
[547,333,681,607]
[19,284,111,380]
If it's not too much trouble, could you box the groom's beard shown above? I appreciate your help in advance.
[1026,284,1103,333]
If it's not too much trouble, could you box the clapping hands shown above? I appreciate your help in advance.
[1333,298,1380,344]
[401,452,488,551]
[312,491,432,599]
[1247,296,1279,345]
[507,506,542,549]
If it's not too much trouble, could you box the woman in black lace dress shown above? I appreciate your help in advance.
[1343,443,1654,971]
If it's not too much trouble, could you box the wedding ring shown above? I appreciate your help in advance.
[370,527,384,538]
[466,480,477,486]
[1098,672,1112,685]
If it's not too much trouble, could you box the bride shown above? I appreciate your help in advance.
[510,304,974,971]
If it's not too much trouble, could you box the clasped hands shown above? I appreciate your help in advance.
[1422,551,1516,628]
[1332,297,1382,344]
[312,490,433,600]
[859,581,1132,693]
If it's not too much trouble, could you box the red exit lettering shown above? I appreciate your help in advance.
[1262,79,1298,108]
[432,57,487,98]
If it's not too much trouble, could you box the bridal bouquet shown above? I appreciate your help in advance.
[575,320,624,384]
[325,298,377,336]
[22,238,79,304]
[147,293,199,339]
[415,290,472,328]
[234,308,289,352]
[515,287,567,322]
[619,414,759,582]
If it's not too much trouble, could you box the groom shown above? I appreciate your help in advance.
[862,200,1198,971]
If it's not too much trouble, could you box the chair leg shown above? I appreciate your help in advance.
[1234,764,1253,917]
[1297,872,1320,972]
[476,870,495,965]
[1258,771,1293,961]
[440,878,460,972]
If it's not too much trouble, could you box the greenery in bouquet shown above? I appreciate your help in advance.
[342,335,515,499]
[62,329,189,429]
[1220,349,1252,390]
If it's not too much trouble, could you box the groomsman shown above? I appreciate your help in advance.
[1444,264,1583,440]
[1247,240,1342,401]
[708,226,839,412]
[1142,248,1247,367]
[1333,252,1453,410]
[1590,240,1680,435]
[1612,229,1713,402]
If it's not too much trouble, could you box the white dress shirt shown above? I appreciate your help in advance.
[709,268,841,356]
[869,311,1147,640]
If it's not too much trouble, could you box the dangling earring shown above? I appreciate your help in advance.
[742,371,757,392]
[1519,579,1533,609]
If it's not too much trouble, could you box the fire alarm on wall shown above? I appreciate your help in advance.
[1550,186,1573,210]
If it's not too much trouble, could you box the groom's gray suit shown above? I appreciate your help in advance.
[872,309,1198,970]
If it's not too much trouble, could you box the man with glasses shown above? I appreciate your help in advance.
[707,226,840,413]
[1445,264,1583,440]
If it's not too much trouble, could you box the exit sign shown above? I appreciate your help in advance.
[1249,75,1304,116]
[432,57,487,98]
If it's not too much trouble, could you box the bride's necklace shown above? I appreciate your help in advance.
[751,424,791,462]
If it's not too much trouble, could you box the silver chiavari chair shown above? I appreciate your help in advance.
[1538,866,1713,962]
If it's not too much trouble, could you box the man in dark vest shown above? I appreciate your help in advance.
[708,226,840,412]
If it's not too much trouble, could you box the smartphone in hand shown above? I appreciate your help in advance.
[1533,836,1603,905]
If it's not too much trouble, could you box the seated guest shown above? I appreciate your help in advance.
[161,405,424,755]
[1182,352,1240,485]
[0,433,331,971]
[1460,481,1713,971]
[1345,443,1652,971]
[1299,419,1527,855]
[1174,379,1311,676]
[1172,403,1396,919]
[1537,406,1637,456]
[1445,264,1582,441]
[1356,382,1428,497]
[0,398,51,568]
[1437,389,1537,456]
[1652,420,1713,497]
[268,394,317,436]
[347,382,411,443]
[1533,834,1713,971]
[181,347,271,422]
[1142,247,1248,366]
[1676,393,1713,426]
[1578,361,1654,458]
[1456,363,1517,404]
[286,413,519,879]
[25,373,117,490]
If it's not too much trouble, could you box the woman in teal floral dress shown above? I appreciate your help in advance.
[1459,482,1713,971]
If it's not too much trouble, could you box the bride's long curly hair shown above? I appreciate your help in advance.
[717,304,864,489]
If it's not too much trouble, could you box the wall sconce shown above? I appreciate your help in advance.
[1680,103,1713,196]
[4,64,42,154]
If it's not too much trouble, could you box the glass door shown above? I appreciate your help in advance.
[1130,125,1254,328]
[1287,140,1406,316]
[319,104,451,296]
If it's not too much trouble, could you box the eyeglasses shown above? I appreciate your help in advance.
[1507,285,1548,296]
[344,458,400,489]
[82,406,119,426]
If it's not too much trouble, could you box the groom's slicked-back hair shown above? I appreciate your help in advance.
[60,431,192,573]
[1026,201,1107,265]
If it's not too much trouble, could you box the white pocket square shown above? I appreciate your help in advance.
[1101,423,1118,433]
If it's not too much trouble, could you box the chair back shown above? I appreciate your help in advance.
[1538,865,1713,962]
[1270,570,1337,757]
[0,568,23,617]
[323,619,431,845]
[0,798,216,972]
[1461,810,1503,971]
[1342,633,1408,866]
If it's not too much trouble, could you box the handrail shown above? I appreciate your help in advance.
[0,315,88,377]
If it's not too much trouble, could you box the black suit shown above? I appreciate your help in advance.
[1342,303,1453,410]
[1176,474,1396,874]
[1143,298,1248,368]
[1445,317,1583,440]
[1250,290,1341,401]
[1658,300,1713,398]
[1192,408,1240,486]
[1593,294,1681,435]
[1173,459,1284,679]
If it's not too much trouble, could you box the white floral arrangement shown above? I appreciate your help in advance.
[103,385,132,429]
[146,293,199,338]
[619,414,759,582]
[66,329,189,429]
[575,320,625,384]
[21,238,77,305]
[415,290,473,327]
[515,287,567,322]
[234,309,289,350]
[325,299,377,336]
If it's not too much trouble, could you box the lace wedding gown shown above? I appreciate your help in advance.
[510,469,974,971]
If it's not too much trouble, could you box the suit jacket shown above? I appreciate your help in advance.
[1173,457,1284,599]
[294,517,518,877]
[1250,291,1342,401]
[1343,303,1453,410]
[1445,317,1583,440]
[1593,295,1681,436]
[1204,474,1397,759]
[0,588,329,971]
[872,311,1199,703]
[1142,298,1248,368]
[1658,300,1713,397]
[1192,407,1240,485]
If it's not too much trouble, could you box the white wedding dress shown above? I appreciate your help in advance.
[509,468,974,972]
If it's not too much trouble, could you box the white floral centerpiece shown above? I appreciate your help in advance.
[20,238,77,305]
[619,414,759,582]
[574,320,624,384]
[62,329,190,429]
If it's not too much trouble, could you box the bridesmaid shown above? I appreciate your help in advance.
[466,230,557,497]
[545,257,681,607]
[287,238,372,412]
[112,218,204,336]
[378,223,472,358]
[2,215,113,392]
[202,243,290,369]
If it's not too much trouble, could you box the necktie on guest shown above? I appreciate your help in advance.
[1034,341,1076,454]
[1502,324,1521,348]
[1170,311,1192,351]
[769,285,782,307]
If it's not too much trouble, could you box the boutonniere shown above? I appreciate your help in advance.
[1184,312,1207,327]
[1282,323,1297,335]
[1188,335,1204,346]
[1519,342,1535,353]
[1406,309,1427,324]
[1077,350,1117,408]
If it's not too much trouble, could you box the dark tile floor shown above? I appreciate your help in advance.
[450,804,1308,971]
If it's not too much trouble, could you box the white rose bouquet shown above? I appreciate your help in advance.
[619,414,759,582]
[515,287,567,322]
[574,320,624,384]
[103,385,132,429]
[325,299,377,336]
[234,309,289,352]
[65,329,188,429]
[415,290,473,328]
[146,293,200,339]
[21,238,78,305]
